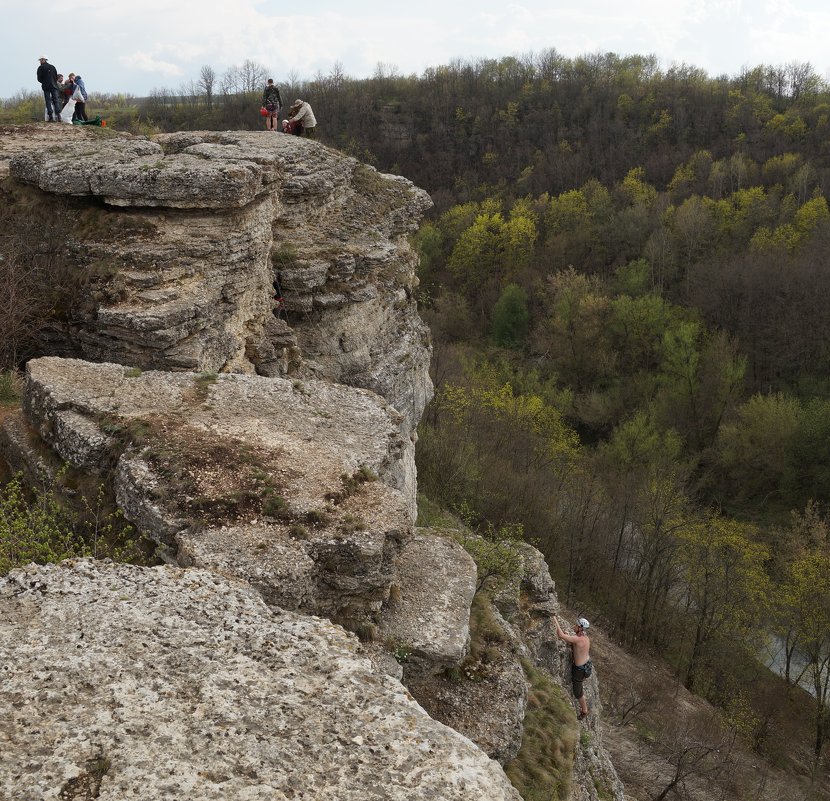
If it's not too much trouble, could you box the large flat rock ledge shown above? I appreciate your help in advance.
[0,560,521,801]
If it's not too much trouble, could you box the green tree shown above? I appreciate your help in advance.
[677,514,770,691]
[491,283,530,347]
[782,544,830,756]
[447,210,505,284]
[714,392,802,508]
[592,412,690,645]
[656,323,744,451]
[413,221,444,281]
[533,268,613,391]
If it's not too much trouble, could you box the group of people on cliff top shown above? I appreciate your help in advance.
[261,78,316,137]
[36,56,89,123]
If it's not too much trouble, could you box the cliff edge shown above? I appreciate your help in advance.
[0,125,624,801]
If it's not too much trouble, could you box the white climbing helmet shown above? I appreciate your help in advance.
[576,617,590,631]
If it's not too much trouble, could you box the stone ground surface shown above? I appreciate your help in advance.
[0,559,521,801]
[17,356,415,621]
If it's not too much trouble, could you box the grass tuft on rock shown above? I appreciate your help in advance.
[505,658,578,801]
[0,371,21,405]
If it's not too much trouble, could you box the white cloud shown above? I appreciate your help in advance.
[122,52,184,78]
[4,0,830,98]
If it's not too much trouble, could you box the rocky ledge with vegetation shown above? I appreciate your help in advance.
[0,125,623,801]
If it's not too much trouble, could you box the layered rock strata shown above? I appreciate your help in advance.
[0,559,521,801]
[15,356,414,621]
[6,127,432,431]
[0,126,627,801]
[400,536,626,800]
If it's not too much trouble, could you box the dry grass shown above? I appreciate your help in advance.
[505,658,579,801]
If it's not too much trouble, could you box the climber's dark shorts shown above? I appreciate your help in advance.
[571,661,592,699]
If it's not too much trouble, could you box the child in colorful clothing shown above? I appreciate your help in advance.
[262,79,282,131]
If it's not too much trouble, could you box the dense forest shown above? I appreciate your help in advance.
[3,49,830,783]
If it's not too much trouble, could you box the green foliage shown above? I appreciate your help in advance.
[289,524,308,539]
[0,370,21,405]
[713,392,803,508]
[778,506,830,754]
[491,283,530,347]
[619,167,658,207]
[416,494,459,528]
[677,513,771,689]
[610,293,678,373]
[505,659,578,801]
[0,474,85,574]
[389,641,411,663]
[262,494,289,519]
[447,209,506,287]
[306,508,332,527]
[0,471,144,575]
[457,520,525,593]
[785,397,830,504]
[535,268,613,391]
[613,259,652,296]
[602,411,683,468]
[413,222,444,281]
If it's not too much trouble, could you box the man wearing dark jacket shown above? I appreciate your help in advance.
[37,56,61,121]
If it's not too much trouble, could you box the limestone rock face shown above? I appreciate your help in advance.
[5,127,432,432]
[506,546,627,801]
[0,559,521,801]
[407,632,529,765]
[17,356,415,621]
[402,536,626,800]
[378,530,478,678]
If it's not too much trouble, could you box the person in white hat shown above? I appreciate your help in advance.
[36,56,62,122]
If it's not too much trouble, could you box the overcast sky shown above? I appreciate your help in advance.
[5,0,830,100]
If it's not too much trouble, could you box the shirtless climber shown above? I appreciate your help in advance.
[554,615,592,720]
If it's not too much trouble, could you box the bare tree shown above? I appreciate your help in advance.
[239,59,269,93]
[651,710,736,801]
[178,79,199,108]
[283,69,301,100]
[328,61,346,91]
[220,64,241,95]
[221,60,269,95]
[198,64,216,109]
[0,204,71,370]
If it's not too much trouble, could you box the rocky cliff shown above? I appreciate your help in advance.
[3,126,432,433]
[0,125,623,801]
[0,559,520,800]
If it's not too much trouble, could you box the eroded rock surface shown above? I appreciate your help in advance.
[4,127,432,432]
[378,530,477,678]
[407,636,529,765]
[14,356,414,621]
[402,535,626,800]
[0,559,521,801]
